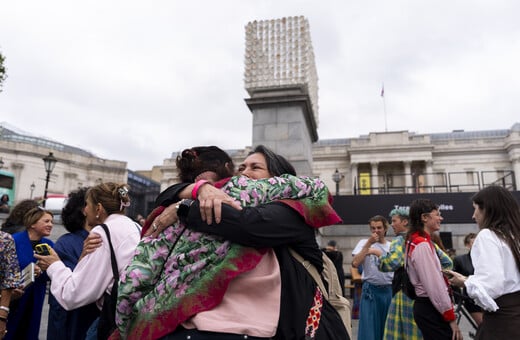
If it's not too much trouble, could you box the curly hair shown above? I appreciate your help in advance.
[176,146,235,183]
[389,207,409,220]
[368,215,390,235]
[62,187,89,233]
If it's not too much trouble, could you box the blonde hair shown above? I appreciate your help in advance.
[86,182,131,215]
[23,206,53,228]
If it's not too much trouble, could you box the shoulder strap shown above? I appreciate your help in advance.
[134,222,142,234]
[100,224,119,282]
[405,239,413,270]
[289,248,329,300]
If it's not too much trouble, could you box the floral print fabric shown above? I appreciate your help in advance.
[0,231,21,289]
[115,175,339,339]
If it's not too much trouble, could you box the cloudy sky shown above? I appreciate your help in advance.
[1,1,519,170]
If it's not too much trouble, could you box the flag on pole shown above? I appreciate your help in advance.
[380,83,385,97]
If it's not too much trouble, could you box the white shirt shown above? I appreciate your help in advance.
[465,228,520,311]
[47,214,141,310]
[352,239,393,286]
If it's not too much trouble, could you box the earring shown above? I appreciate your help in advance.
[96,214,99,219]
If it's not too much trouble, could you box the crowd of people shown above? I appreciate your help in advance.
[0,144,519,340]
[348,185,520,340]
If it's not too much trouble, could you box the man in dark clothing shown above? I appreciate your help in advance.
[323,240,346,296]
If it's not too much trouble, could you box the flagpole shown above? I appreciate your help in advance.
[381,83,387,132]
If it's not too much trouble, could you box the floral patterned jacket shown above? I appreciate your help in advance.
[114,174,340,339]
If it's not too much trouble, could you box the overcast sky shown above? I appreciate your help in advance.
[1,1,519,170]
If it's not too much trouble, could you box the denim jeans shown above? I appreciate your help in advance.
[85,317,99,340]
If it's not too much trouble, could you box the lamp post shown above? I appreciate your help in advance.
[332,168,344,196]
[42,152,57,207]
[30,182,36,199]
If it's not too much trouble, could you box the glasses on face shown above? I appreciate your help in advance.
[423,211,442,218]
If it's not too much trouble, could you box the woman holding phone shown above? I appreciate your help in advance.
[7,207,54,340]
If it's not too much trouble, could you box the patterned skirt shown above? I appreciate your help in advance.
[383,290,423,340]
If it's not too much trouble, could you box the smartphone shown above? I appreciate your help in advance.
[443,270,454,279]
[35,243,52,256]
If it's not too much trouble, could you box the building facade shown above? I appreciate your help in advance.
[3,121,520,258]
[0,124,128,204]
[151,124,520,258]
[313,126,520,196]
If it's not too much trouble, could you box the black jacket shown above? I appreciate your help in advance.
[184,201,349,340]
[159,183,349,339]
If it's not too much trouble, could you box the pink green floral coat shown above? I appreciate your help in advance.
[113,175,341,339]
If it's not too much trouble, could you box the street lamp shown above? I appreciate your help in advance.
[30,182,36,199]
[332,168,344,196]
[42,152,58,207]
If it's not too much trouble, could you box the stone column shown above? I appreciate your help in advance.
[426,160,434,192]
[404,161,412,193]
[244,17,318,176]
[371,162,379,194]
[351,162,358,194]
[512,157,520,190]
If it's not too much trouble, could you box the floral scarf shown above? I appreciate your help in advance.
[112,175,341,339]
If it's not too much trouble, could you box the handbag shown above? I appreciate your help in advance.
[401,242,417,300]
[97,224,119,340]
[290,248,352,339]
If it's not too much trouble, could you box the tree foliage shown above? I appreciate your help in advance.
[0,50,6,93]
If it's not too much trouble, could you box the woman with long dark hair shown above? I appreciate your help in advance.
[449,185,520,339]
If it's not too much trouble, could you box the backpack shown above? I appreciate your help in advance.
[290,248,352,339]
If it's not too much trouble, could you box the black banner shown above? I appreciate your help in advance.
[331,192,520,224]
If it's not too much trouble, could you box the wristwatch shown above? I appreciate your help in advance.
[176,199,194,220]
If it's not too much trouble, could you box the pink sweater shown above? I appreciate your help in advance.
[408,241,455,321]
[183,249,281,337]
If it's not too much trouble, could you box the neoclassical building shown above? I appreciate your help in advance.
[0,123,128,203]
[150,124,520,258]
[3,120,520,256]
[312,125,520,196]
[154,123,520,197]
[0,123,161,219]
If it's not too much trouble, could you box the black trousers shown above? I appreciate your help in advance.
[413,297,453,340]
